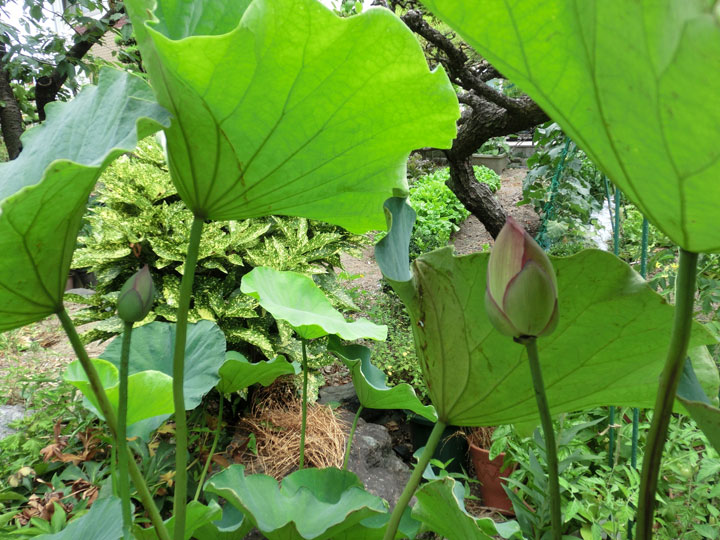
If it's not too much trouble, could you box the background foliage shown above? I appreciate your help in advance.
[522,122,604,255]
[70,138,360,361]
[408,165,499,257]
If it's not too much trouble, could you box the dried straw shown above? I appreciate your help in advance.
[466,426,495,449]
[238,385,348,479]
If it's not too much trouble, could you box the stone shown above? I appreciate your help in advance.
[318,382,360,412]
[342,412,411,507]
[0,404,26,440]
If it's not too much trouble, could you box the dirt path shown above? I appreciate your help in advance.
[340,167,539,291]
[453,167,539,254]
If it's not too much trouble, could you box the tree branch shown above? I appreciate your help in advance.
[400,10,528,115]
[396,4,549,239]
[35,7,119,121]
[451,92,547,160]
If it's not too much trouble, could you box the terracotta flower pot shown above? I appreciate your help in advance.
[469,442,515,515]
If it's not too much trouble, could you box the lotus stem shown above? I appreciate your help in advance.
[299,338,309,469]
[636,249,698,540]
[57,309,170,540]
[118,321,134,536]
[383,419,447,540]
[343,405,363,470]
[608,405,616,467]
[194,394,223,501]
[172,216,205,540]
[521,336,561,540]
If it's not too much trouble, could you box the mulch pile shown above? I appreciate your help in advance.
[232,378,348,479]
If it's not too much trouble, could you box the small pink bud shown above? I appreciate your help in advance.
[117,265,155,323]
[485,217,558,338]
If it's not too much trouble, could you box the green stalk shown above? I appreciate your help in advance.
[57,309,170,540]
[172,216,205,540]
[343,405,363,470]
[194,395,223,501]
[110,444,117,497]
[522,337,561,540]
[608,188,622,469]
[636,249,698,540]
[383,420,447,540]
[608,406,616,467]
[299,338,309,469]
[118,321,134,536]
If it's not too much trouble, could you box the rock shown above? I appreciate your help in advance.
[343,412,411,507]
[318,383,360,412]
[0,404,26,440]
[65,287,95,297]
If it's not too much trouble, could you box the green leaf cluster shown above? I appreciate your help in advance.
[407,168,472,257]
[522,122,605,253]
[70,138,361,358]
[477,136,510,157]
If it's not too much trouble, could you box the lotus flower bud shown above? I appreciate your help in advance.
[485,217,558,338]
[117,265,155,323]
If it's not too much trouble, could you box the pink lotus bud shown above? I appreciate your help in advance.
[117,265,155,323]
[485,217,558,338]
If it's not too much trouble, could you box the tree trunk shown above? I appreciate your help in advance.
[397,7,548,240]
[0,42,24,159]
[445,153,506,239]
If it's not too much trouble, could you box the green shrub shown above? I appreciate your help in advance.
[70,138,360,360]
[522,122,604,248]
[477,136,510,156]
[472,164,502,192]
[619,206,672,261]
[408,169,469,257]
[406,165,498,258]
[406,153,438,180]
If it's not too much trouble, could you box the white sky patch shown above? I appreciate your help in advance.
[1,0,74,43]
[318,0,376,11]
[0,0,378,44]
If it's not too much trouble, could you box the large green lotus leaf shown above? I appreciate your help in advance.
[36,497,123,540]
[688,346,720,406]
[241,267,387,341]
[413,478,522,540]
[327,335,437,422]
[421,0,720,252]
[677,359,720,452]
[134,500,225,540]
[333,507,420,540]
[375,200,717,425]
[101,321,225,409]
[64,358,174,425]
[217,351,299,395]
[205,465,387,540]
[0,68,169,332]
[194,503,252,540]
[123,0,458,233]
